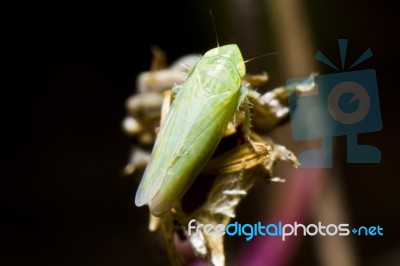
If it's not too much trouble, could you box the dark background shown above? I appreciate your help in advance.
[1,1,399,265]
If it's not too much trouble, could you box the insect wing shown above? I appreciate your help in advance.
[136,65,240,215]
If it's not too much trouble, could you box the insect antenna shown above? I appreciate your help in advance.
[209,10,219,47]
[244,52,278,64]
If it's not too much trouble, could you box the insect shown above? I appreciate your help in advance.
[135,44,259,216]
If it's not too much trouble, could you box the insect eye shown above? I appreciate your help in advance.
[204,48,219,58]
[236,61,246,78]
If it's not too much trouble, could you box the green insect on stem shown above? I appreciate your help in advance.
[135,44,257,216]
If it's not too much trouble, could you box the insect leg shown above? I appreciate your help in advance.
[159,90,173,127]
[238,85,264,153]
[171,84,183,94]
[242,100,264,153]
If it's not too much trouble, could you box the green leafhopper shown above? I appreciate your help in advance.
[135,44,257,216]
